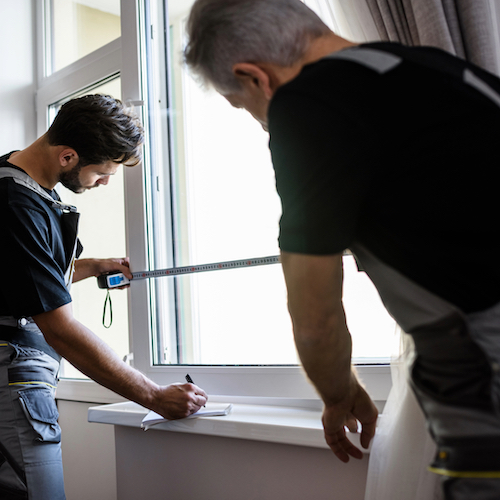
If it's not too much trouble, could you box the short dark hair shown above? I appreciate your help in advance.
[46,94,144,167]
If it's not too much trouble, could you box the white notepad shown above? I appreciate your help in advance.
[141,403,233,430]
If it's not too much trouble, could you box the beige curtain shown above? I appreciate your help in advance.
[365,0,500,73]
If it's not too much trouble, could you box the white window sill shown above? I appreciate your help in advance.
[87,397,369,452]
[56,364,391,405]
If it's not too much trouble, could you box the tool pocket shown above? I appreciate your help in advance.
[18,387,61,443]
[411,314,492,410]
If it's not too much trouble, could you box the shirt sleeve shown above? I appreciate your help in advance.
[268,86,376,255]
[1,189,72,318]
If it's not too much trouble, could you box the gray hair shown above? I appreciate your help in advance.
[184,0,331,94]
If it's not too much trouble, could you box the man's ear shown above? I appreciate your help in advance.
[58,148,79,169]
[232,63,274,99]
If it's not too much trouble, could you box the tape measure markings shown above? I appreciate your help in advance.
[130,255,280,281]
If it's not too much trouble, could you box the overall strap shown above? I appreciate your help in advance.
[326,45,500,109]
[0,166,77,213]
[0,166,76,361]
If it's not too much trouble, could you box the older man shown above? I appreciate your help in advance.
[184,1,500,498]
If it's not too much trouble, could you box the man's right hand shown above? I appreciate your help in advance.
[154,383,208,420]
[34,304,208,422]
[322,381,378,463]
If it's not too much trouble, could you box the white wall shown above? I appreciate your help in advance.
[60,401,370,500]
[58,401,118,500]
[0,0,37,152]
[114,425,368,500]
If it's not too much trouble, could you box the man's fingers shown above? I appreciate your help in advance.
[344,414,358,433]
[184,383,208,410]
[324,428,363,462]
[191,384,208,400]
[360,419,377,449]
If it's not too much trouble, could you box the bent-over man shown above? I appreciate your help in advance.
[184,1,500,498]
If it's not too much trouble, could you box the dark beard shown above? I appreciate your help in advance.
[59,163,84,193]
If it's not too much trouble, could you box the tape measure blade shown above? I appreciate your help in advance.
[130,255,280,281]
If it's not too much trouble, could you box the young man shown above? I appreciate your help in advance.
[0,95,207,499]
[184,1,500,498]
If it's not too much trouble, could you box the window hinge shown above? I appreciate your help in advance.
[123,353,134,366]
[125,99,144,108]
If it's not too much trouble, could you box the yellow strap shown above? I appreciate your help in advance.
[429,467,500,479]
[8,381,57,389]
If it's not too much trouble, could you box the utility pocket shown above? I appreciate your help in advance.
[411,314,493,410]
[18,387,61,443]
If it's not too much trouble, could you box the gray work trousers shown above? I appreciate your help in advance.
[409,300,500,500]
[0,342,65,500]
[351,243,500,500]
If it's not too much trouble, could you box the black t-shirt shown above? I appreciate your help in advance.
[269,42,500,314]
[0,153,73,318]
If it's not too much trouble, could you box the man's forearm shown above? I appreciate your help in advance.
[73,258,132,283]
[72,259,98,282]
[281,251,354,403]
[280,251,378,461]
[293,311,355,406]
[33,304,206,418]
[36,304,159,408]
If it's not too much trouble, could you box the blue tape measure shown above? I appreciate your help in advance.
[97,255,281,289]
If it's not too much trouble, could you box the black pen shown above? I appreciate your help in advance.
[185,373,206,407]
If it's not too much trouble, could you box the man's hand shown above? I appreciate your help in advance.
[322,379,378,462]
[154,383,208,420]
[280,251,379,461]
[73,257,133,283]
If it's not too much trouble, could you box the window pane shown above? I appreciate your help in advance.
[166,266,296,365]
[49,0,121,74]
[149,0,398,366]
[50,77,130,379]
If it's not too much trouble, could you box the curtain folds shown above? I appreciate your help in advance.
[364,333,443,500]
[365,0,500,73]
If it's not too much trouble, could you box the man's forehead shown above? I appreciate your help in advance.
[83,160,120,174]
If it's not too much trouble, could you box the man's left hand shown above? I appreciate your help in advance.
[73,257,133,283]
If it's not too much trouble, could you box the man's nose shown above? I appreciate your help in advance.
[97,176,110,186]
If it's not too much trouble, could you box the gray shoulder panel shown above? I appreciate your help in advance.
[463,68,500,108]
[349,242,460,333]
[326,47,402,74]
[0,166,76,212]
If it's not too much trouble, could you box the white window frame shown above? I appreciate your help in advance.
[36,0,392,405]
[123,0,392,402]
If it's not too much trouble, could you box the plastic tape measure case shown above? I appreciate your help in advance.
[97,272,130,289]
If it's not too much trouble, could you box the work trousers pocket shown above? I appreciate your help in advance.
[18,387,61,443]
[410,312,493,410]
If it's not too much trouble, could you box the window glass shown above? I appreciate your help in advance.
[49,0,121,74]
[144,0,399,367]
[50,77,130,379]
